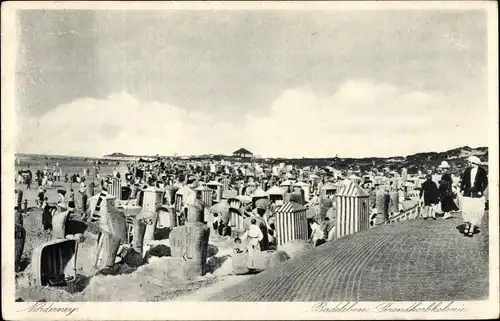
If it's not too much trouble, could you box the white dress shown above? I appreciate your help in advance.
[461,196,485,226]
[461,168,486,227]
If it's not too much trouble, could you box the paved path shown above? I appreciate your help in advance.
[208,211,489,301]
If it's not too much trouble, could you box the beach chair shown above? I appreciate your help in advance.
[31,239,78,286]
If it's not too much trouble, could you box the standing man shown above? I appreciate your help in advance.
[419,174,439,220]
[244,218,264,254]
[459,156,488,237]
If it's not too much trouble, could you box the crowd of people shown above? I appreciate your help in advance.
[418,156,488,237]
[14,154,489,260]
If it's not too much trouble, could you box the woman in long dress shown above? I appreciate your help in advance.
[41,197,53,231]
[438,161,459,219]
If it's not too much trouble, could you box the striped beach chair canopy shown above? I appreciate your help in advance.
[280,180,293,187]
[274,201,309,246]
[275,201,307,214]
[336,180,369,197]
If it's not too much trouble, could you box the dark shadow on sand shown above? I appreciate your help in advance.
[456,224,481,235]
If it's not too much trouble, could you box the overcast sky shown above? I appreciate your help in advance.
[15,9,489,158]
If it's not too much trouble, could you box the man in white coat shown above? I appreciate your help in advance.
[243,218,264,254]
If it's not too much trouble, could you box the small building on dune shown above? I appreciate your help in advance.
[232,148,253,159]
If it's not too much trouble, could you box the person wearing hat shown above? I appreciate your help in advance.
[419,174,439,220]
[57,189,67,205]
[438,161,458,219]
[459,156,488,237]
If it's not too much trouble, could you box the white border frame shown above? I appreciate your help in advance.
[2,2,498,320]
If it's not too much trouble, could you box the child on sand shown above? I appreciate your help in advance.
[233,237,244,253]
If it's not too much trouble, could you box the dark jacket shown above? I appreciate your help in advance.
[460,166,488,198]
[420,179,440,205]
[439,173,453,198]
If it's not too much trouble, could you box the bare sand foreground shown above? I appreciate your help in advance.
[14,176,249,302]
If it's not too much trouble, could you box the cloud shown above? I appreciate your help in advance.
[243,80,487,158]
[17,80,488,158]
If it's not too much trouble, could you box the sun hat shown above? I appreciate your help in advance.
[438,161,450,169]
[467,156,481,165]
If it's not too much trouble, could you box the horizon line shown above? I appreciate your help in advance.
[14,144,488,161]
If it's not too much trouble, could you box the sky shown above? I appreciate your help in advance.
[14,9,489,158]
